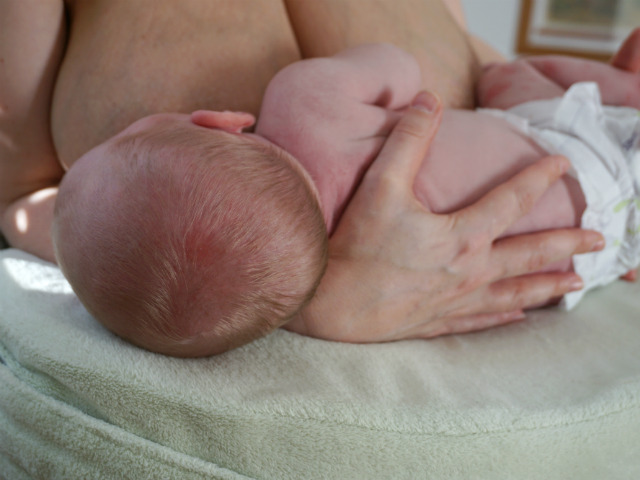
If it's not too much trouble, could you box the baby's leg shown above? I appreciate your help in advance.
[522,29,640,109]
[524,56,640,109]
[476,60,565,109]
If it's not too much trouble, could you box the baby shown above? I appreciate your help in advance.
[54,34,640,357]
[53,114,328,357]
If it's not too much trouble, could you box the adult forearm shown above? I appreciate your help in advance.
[1,188,58,263]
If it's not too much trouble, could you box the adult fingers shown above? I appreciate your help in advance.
[490,228,604,280]
[364,90,443,204]
[454,155,571,239]
[450,271,584,318]
[405,310,526,339]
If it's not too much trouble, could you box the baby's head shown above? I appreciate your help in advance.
[53,112,327,357]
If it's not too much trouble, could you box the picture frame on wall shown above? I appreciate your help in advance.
[516,0,640,61]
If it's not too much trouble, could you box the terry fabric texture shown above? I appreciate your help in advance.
[1,248,639,480]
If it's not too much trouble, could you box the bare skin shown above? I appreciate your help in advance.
[285,0,480,109]
[53,0,302,167]
[0,0,605,342]
[289,100,601,341]
[1,0,477,262]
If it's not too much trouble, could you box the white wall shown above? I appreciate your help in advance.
[461,0,522,59]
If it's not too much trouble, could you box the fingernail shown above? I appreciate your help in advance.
[591,238,606,251]
[556,156,570,174]
[411,91,440,113]
[566,274,584,292]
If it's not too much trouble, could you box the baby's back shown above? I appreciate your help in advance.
[417,109,583,236]
[259,80,582,238]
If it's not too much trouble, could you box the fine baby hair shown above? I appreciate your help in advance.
[53,114,327,356]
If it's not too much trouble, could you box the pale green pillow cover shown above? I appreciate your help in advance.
[1,249,639,479]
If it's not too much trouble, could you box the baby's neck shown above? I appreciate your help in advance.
[255,128,371,236]
[256,134,340,232]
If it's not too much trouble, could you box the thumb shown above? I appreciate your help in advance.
[366,90,443,194]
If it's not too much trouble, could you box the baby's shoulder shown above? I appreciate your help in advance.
[261,61,363,129]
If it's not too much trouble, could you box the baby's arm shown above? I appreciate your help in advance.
[257,44,423,231]
[0,1,67,262]
[326,43,422,110]
[259,43,422,130]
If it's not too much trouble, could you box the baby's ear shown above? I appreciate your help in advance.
[191,110,256,133]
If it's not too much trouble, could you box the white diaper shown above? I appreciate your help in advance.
[480,82,640,309]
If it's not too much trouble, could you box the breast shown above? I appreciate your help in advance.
[52,0,300,167]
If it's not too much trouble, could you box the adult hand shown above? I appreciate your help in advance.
[286,90,605,342]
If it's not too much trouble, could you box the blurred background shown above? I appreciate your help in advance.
[461,0,639,61]
[462,0,521,59]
